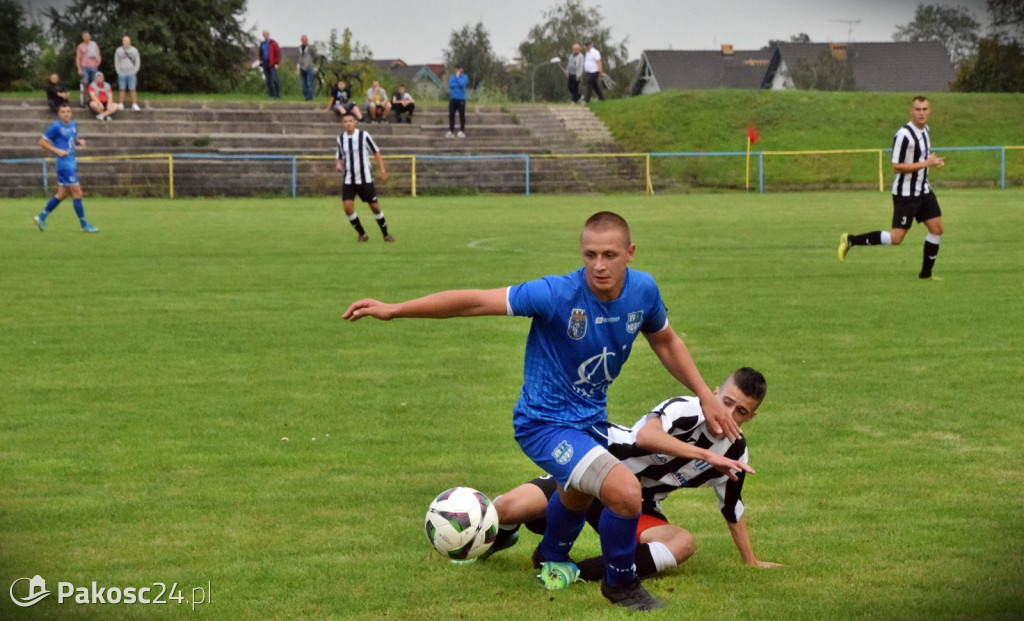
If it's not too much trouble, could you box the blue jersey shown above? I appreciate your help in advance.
[507,267,669,429]
[42,119,78,171]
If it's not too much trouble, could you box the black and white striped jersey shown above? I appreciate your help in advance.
[891,122,932,197]
[336,129,379,185]
[608,396,747,523]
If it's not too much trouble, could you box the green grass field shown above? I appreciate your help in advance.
[2,190,1022,620]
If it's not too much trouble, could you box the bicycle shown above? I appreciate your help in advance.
[313,57,365,98]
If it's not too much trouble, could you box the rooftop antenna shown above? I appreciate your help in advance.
[829,18,861,42]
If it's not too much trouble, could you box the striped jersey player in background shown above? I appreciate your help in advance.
[838,96,946,280]
[335,112,394,242]
[483,367,781,579]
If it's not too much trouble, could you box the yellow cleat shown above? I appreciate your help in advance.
[837,233,851,262]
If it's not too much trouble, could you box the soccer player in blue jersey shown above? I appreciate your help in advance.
[343,211,740,611]
[35,102,98,233]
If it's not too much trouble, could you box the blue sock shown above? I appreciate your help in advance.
[599,507,639,587]
[537,491,587,563]
[72,198,85,224]
[41,197,60,218]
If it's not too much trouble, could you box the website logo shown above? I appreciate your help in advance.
[10,575,51,607]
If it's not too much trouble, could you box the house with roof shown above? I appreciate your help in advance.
[765,41,955,91]
[630,41,955,94]
[631,46,773,94]
[373,59,446,96]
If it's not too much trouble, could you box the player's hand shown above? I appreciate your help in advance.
[707,454,753,481]
[379,169,388,182]
[55,149,69,157]
[701,396,742,442]
[343,298,394,321]
[335,161,343,172]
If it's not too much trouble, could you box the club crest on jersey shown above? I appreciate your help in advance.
[567,308,587,340]
[626,311,644,334]
[552,441,574,465]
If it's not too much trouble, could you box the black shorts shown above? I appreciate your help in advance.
[342,182,377,203]
[892,192,941,229]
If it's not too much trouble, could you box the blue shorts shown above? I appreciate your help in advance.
[81,67,98,86]
[56,167,79,186]
[118,74,137,91]
[514,416,613,492]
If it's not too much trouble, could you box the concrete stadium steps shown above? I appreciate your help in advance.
[0,97,634,196]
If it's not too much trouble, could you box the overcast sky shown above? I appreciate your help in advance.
[23,0,991,63]
[240,0,991,63]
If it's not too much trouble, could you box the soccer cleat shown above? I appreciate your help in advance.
[456,131,466,138]
[919,274,943,281]
[383,234,395,242]
[81,222,99,233]
[132,103,141,111]
[357,233,369,242]
[478,528,519,560]
[601,577,664,611]
[536,561,581,590]
[34,215,46,232]
[445,131,454,138]
[838,233,851,262]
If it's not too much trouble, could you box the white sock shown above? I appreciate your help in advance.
[925,233,941,244]
[880,231,892,245]
[648,541,677,572]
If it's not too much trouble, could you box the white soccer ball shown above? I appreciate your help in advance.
[424,487,498,560]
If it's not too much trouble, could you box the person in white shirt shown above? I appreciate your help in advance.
[583,41,604,103]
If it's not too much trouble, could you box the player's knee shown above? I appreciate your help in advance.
[666,530,695,564]
[599,471,641,516]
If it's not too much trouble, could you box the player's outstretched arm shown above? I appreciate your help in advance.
[343,288,507,322]
[643,323,742,441]
[727,515,782,568]
[635,417,753,481]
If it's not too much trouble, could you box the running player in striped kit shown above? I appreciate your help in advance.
[336,112,394,242]
[838,96,946,280]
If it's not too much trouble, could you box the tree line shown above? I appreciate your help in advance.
[2,0,1022,96]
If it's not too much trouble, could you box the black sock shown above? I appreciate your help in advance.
[920,241,939,278]
[349,216,365,235]
[375,212,389,236]
[849,231,883,246]
[576,543,658,582]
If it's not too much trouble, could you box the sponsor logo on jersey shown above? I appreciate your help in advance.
[567,308,587,340]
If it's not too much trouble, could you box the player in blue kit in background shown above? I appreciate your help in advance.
[343,211,740,611]
[35,101,98,233]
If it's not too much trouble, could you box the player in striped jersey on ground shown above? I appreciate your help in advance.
[336,113,394,242]
[482,367,781,579]
[838,96,946,280]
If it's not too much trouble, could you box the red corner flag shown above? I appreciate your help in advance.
[747,124,759,144]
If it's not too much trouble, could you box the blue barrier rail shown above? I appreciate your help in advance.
[3,146,1021,197]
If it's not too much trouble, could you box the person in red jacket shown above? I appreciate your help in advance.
[258,30,281,99]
